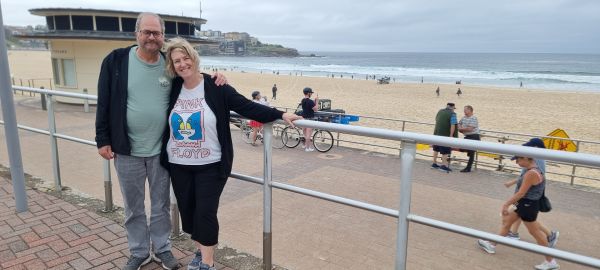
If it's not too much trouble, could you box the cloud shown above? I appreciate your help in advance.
[1,0,599,53]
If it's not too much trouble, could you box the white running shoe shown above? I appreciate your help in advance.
[477,239,496,254]
[305,147,315,152]
[534,259,560,270]
[548,231,559,248]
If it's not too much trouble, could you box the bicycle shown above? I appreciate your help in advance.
[280,125,334,152]
[239,120,285,149]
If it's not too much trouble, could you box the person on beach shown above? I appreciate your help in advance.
[504,138,559,247]
[95,13,227,270]
[431,103,458,173]
[272,84,277,100]
[436,86,440,97]
[300,87,318,152]
[458,105,480,172]
[160,37,301,270]
[477,155,560,270]
[457,88,462,97]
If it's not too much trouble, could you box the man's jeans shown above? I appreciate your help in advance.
[114,154,171,257]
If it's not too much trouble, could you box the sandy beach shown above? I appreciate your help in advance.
[6,50,600,185]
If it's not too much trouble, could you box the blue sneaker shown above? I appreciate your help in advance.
[199,262,216,270]
[431,163,440,169]
[439,165,452,173]
[548,230,559,248]
[187,250,203,270]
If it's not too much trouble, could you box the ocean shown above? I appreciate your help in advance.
[201,52,600,92]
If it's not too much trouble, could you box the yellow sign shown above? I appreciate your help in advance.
[477,152,500,159]
[543,129,577,152]
[416,143,430,151]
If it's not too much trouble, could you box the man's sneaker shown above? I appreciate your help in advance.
[305,147,315,152]
[438,165,452,173]
[187,250,203,270]
[198,262,217,270]
[477,239,496,254]
[123,255,151,270]
[548,230,560,248]
[431,163,440,169]
[460,168,471,173]
[506,231,520,240]
[153,250,179,270]
[534,259,560,270]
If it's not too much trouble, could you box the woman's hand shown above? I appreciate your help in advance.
[282,113,302,127]
[212,72,228,86]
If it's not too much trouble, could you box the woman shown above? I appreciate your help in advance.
[504,138,558,247]
[160,38,301,270]
[300,87,318,152]
[248,91,267,145]
[477,156,560,270]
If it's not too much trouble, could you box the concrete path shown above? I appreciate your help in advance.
[1,95,599,269]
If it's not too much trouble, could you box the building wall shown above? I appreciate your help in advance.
[49,39,133,103]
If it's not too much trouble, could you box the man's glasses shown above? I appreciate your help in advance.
[138,30,163,38]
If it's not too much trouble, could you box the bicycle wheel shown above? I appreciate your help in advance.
[313,129,334,152]
[282,126,301,148]
[271,125,285,149]
[240,122,253,144]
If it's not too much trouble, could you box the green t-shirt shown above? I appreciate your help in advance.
[126,46,171,157]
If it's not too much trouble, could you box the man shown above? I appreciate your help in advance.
[458,105,480,172]
[432,103,458,173]
[95,13,226,270]
[300,87,318,152]
[272,83,277,100]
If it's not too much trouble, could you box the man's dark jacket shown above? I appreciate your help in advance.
[95,45,138,154]
[160,74,284,178]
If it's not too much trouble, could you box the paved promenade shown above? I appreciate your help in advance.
[1,95,599,269]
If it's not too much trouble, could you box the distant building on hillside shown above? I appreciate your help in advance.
[224,32,250,42]
[15,8,215,103]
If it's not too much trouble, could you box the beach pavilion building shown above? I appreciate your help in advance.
[16,8,214,102]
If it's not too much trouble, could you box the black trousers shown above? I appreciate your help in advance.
[464,134,481,169]
[170,162,227,246]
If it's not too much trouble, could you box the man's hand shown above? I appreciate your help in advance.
[212,72,228,86]
[282,113,302,128]
[98,145,114,160]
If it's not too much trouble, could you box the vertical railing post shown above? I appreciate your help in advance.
[570,141,581,185]
[40,86,47,111]
[102,159,114,212]
[396,141,417,270]
[46,94,62,191]
[170,184,183,238]
[262,122,273,270]
[83,88,89,113]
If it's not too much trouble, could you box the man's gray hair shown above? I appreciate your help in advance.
[135,12,165,33]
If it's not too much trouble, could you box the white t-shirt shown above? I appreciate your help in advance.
[167,82,221,165]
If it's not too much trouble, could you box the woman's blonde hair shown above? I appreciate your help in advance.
[164,37,200,78]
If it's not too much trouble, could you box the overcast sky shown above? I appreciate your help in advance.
[1,0,599,53]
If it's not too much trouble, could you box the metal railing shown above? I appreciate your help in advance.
[275,106,600,186]
[1,86,114,212]
[3,87,600,269]
[240,119,600,269]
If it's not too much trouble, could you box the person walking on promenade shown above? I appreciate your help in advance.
[272,84,277,100]
[161,38,301,270]
[457,88,462,97]
[249,91,267,145]
[477,155,560,270]
[504,138,559,247]
[95,13,227,270]
[458,105,480,172]
[300,87,318,152]
[436,86,440,97]
[431,103,458,173]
